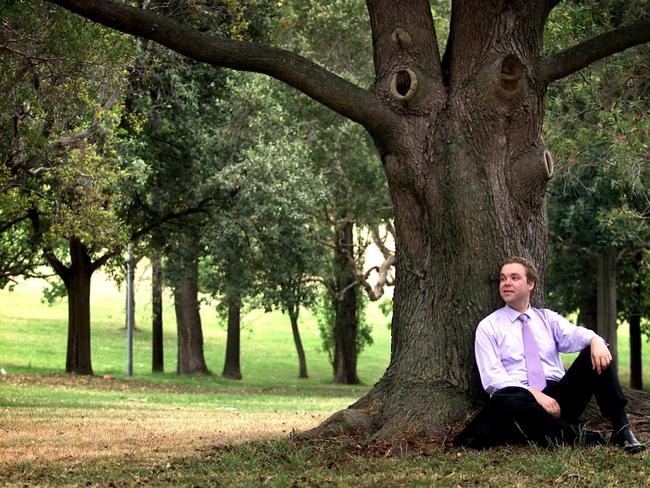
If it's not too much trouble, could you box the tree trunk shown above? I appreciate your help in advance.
[630,311,642,390]
[64,238,94,375]
[578,294,598,331]
[222,292,242,380]
[630,251,643,390]
[288,301,308,379]
[332,220,360,384]
[173,254,209,375]
[597,252,618,365]
[151,251,164,372]
[307,2,553,439]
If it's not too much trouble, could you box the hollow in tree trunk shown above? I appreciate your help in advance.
[222,292,242,380]
[151,251,164,372]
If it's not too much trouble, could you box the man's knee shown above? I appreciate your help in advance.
[491,387,537,415]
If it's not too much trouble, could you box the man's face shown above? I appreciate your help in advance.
[499,262,534,310]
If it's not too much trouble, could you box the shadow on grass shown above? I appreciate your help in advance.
[3,436,647,487]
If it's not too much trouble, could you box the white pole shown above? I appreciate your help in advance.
[127,244,134,377]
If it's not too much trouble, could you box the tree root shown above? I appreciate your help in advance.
[296,387,650,445]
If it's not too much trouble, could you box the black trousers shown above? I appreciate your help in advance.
[454,346,628,448]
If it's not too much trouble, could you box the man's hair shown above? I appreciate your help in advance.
[501,256,539,286]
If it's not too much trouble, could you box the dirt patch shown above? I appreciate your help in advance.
[0,407,327,467]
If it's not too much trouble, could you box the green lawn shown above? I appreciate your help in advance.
[1,274,649,486]
[0,269,391,385]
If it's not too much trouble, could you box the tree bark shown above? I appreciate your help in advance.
[630,311,642,390]
[173,254,209,375]
[222,292,242,380]
[333,221,360,385]
[151,250,164,372]
[578,294,598,332]
[597,252,618,365]
[64,238,94,375]
[288,301,308,379]
[629,251,643,390]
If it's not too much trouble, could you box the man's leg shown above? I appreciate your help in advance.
[454,387,579,448]
[549,346,627,424]
[549,346,644,452]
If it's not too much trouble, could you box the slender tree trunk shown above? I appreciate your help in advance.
[332,220,359,384]
[63,238,94,375]
[630,251,643,390]
[173,254,209,375]
[630,311,642,390]
[597,252,618,364]
[151,251,164,372]
[222,292,242,380]
[288,302,308,379]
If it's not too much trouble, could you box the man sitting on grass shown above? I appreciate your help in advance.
[454,256,645,453]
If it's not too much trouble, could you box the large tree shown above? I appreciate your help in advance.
[47,0,650,438]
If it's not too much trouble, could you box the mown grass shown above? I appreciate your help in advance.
[4,436,650,487]
[1,272,650,486]
[0,269,391,387]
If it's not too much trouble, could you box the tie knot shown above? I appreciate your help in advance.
[518,314,529,325]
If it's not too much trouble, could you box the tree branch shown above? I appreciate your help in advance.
[541,21,650,84]
[0,214,29,234]
[47,0,396,137]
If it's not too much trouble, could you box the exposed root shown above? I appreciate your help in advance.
[296,380,474,443]
[294,408,377,440]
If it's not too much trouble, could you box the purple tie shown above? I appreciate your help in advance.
[519,313,547,390]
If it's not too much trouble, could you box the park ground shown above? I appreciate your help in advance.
[1,272,650,486]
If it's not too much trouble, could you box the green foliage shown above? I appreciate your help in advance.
[544,1,649,325]
[0,1,135,282]
[378,297,393,329]
[313,289,373,365]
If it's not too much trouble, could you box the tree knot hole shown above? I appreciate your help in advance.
[390,69,418,101]
[544,150,554,179]
[500,54,524,91]
[391,27,412,47]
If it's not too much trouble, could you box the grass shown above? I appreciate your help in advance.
[1,272,650,486]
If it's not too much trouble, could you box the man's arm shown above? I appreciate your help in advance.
[590,336,612,374]
[475,324,526,396]
[528,388,561,418]
[550,310,612,374]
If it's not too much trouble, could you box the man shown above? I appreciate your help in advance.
[454,256,645,453]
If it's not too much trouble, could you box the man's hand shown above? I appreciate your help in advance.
[591,336,612,374]
[529,388,561,418]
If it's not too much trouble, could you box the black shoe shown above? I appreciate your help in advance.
[610,425,647,454]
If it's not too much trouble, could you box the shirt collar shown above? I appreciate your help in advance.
[504,304,531,323]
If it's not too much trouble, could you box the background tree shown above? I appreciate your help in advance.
[273,0,393,384]
[545,1,650,382]
[1,2,134,374]
[48,0,650,437]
